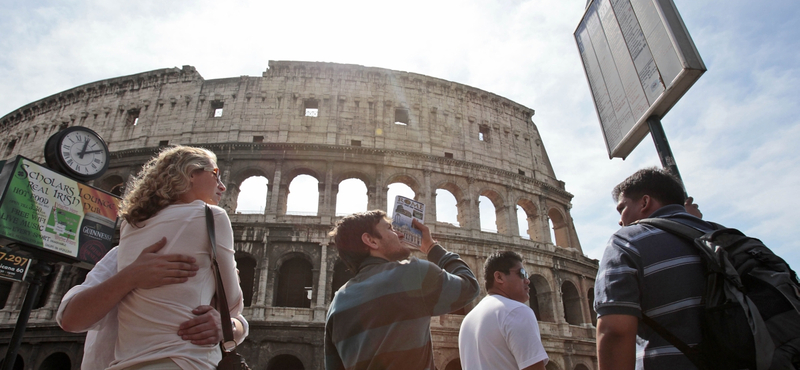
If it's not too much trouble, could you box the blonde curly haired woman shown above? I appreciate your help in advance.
[107,146,243,370]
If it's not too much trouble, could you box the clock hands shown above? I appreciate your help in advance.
[78,139,90,159]
[81,149,104,155]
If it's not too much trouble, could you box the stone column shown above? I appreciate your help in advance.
[422,170,434,222]
[268,161,283,218]
[319,162,335,220]
[313,244,328,322]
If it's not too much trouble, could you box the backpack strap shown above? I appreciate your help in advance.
[637,217,705,240]
[637,218,719,268]
[634,218,712,370]
[640,314,709,370]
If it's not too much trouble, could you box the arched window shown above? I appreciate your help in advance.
[335,178,368,216]
[444,359,462,370]
[236,176,268,214]
[529,275,555,322]
[34,266,60,309]
[516,199,541,241]
[548,208,569,248]
[0,280,13,309]
[516,206,529,239]
[479,195,497,233]
[235,253,257,307]
[286,175,319,216]
[275,257,313,308]
[386,183,414,217]
[529,280,540,318]
[545,362,561,370]
[435,189,460,226]
[574,364,591,370]
[0,354,24,370]
[561,281,583,325]
[331,261,355,301]
[267,354,305,370]
[39,352,71,370]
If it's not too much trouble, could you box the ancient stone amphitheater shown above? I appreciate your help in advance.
[0,61,598,370]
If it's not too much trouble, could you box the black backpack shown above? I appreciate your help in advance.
[637,218,800,370]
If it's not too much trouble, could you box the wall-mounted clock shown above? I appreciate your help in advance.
[44,126,110,182]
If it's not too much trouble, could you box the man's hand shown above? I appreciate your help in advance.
[60,238,199,332]
[178,305,223,345]
[122,237,199,290]
[412,218,436,254]
[684,196,703,219]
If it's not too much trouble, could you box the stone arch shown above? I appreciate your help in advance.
[229,166,270,214]
[274,253,314,308]
[332,170,373,188]
[561,280,583,325]
[331,260,355,301]
[545,361,562,370]
[335,177,369,216]
[435,181,466,227]
[284,169,321,216]
[384,173,420,216]
[574,363,591,370]
[0,279,13,309]
[384,173,422,197]
[478,188,509,234]
[547,206,570,248]
[266,353,305,370]
[444,358,462,370]
[0,354,24,370]
[516,198,543,241]
[234,177,269,215]
[235,251,257,307]
[38,352,71,370]
[529,274,556,322]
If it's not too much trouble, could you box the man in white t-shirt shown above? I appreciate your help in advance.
[459,251,548,370]
[57,237,249,370]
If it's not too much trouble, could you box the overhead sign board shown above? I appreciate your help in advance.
[0,156,121,268]
[575,0,705,158]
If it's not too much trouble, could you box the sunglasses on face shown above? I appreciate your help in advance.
[203,166,222,183]
[515,267,529,280]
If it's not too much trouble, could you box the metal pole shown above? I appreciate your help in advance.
[647,116,687,195]
[2,261,52,370]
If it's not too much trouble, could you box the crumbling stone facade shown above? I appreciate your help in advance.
[0,61,597,370]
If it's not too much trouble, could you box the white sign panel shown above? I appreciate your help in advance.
[575,0,705,158]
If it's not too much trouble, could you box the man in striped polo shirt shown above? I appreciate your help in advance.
[325,210,480,370]
[595,168,710,370]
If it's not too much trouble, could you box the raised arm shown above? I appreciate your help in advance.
[412,219,480,315]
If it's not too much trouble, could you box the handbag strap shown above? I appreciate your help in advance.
[205,204,237,352]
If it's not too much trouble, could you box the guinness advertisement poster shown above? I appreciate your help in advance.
[0,156,120,267]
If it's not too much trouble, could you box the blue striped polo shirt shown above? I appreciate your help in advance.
[594,204,715,370]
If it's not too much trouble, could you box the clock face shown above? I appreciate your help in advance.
[59,129,108,176]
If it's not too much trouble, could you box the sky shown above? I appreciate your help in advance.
[1,0,798,269]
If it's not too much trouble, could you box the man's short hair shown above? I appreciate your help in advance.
[612,167,685,205]
[329,210,386,272]
[484,251,523,291]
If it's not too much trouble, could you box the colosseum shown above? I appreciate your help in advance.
[0,61,598,370]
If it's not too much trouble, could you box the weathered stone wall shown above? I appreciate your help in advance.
[0,61,597,370]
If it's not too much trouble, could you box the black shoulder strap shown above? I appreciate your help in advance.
[635,218,711,370]
[205,204,237,352]
[640,314,708,369]
[637,218,705,240]
[636,218,718,263]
